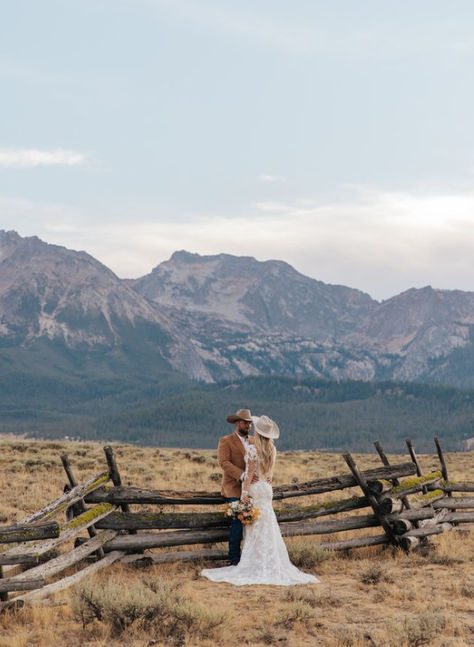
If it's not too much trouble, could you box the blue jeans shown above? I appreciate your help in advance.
[227,496,243,564]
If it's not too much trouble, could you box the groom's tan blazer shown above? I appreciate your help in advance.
[217,432,254,498]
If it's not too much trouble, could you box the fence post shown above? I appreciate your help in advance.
[103,446,136,535]
[60,453,105,559]
[434,437,450,492]
[343,453,399,547]
[405,439,429,495]
[374,440,417,522]
[434,437,456,518]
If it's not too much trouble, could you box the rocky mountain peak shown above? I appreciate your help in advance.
[165,250,296,276]
[170,250,205,263]
[0,229,27,262]
[0,231,212,380]
[0,229,22,243]
[3,233,474,387]
[133,250,377,338]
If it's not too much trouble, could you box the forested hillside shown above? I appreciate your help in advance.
[95,377,474,452]
[1,368,472,451]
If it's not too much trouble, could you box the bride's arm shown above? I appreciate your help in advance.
[241,457,255,504]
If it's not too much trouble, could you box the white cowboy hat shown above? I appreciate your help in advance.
[226,408,252,424]
[251,415,280,439]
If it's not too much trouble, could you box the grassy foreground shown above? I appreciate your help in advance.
[0,437,473,647]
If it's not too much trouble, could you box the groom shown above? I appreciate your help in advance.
[217,408,254,565]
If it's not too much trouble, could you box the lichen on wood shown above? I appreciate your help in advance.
[61,503,114,531]
[410,489,444,504]
[387,471,442,497]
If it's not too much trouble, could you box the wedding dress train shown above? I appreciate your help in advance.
[201,480,319,586]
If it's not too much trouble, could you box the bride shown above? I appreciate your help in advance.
[201,415,320,586]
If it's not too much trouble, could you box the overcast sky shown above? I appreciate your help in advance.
[2,0,474,300]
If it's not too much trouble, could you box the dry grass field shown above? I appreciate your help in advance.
[0,436,473,647]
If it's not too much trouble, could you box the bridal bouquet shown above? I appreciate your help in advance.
[223,498,260,525]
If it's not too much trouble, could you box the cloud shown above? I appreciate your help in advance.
[4,186,474,300]
[0,148,87,169]
[258,174,287,184]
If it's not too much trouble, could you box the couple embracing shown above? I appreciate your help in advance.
[201,409,319,586]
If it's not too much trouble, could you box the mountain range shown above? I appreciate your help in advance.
[2,230,474,450]
[1,229,474,387]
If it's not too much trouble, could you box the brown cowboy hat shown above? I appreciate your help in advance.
[226,408,252,424]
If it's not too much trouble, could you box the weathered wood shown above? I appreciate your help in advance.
[60,453,79,490]
[373,441,394,475]
[61,453,104,559]
[1,502,116,576]
[407,490,445,509]
[343,453,398,546]
[398,536,419,552]
[441,512,474,524]
[379,497,404,514]
[267,515,381,538]
[386,508,436,523]
[379,472,441,500]
[86,486,225,505]
[434,437,450,485]
[96,495,371,530]
[433,497,474,509]
[10,530,117,585]
[103,446,136,537]
[318,534,390,551]
[0,521,60,544]
[401,522,452,539]
[1,550,126,609]
[434,437,457,524]
[272,462,417,497]
[102,514,382,551]
[0,578,45,593]
[441,483,474,493]
[258,495,370,523]
[373,441,413,517]
[367,480,393,495]
[86,463,417,505]
[0,554,38,566]
[379,486,445,513]
[390,518,413,535]
[39,503,116,550]
[103,446,122,486]
[405,439,428,495]
[417,510,449,528]
[103,446,131,514]
[17,471,110,524]
[96,510,230,530]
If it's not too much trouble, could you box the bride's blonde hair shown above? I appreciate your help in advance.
[254,432,276,479]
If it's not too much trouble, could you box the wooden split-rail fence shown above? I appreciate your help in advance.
[0,437,473,611]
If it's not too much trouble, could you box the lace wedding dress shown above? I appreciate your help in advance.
[201,448,320,586]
